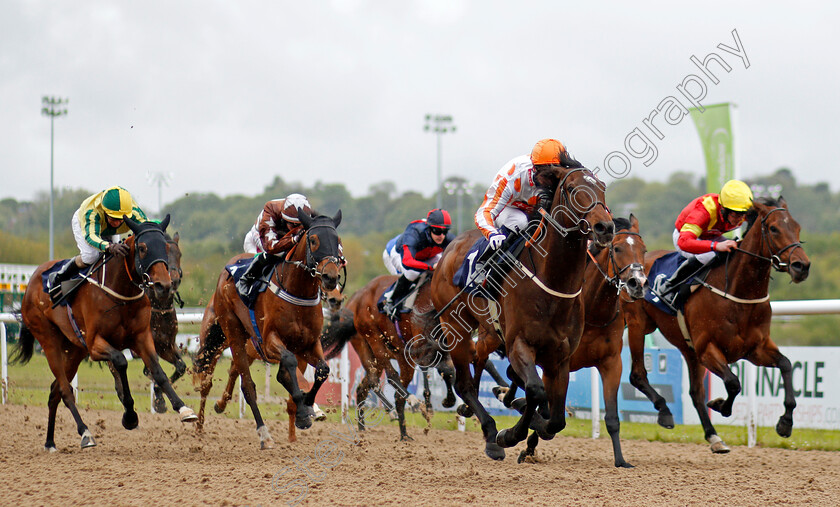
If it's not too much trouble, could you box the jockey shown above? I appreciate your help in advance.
[235,193,312,296]
[48,186,148,302]
[474,138,583,251]
[655,179,754,297]
[381,208,454,318]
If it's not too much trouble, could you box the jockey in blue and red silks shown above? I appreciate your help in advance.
[381,208,455,318]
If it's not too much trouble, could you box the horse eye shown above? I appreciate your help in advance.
[614,246,623,254]
[770,225,779,234]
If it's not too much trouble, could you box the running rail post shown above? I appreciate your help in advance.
[591,367,600,439]
[340,346,349,425]
[1,323,7,404]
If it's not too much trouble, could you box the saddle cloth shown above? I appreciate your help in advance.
[645,251,701,316]
[225,257,271,309]
[42,260,94,307]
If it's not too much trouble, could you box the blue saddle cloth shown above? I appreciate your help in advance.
[225,257,266,309]
[645,251,697,316]
[41,260,95,307]
[452,236,492,296]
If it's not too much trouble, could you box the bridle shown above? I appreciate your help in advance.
[587,230,644,295]
[128,227,170,290]
[529,168,610,240]
[276,221,346,302]
[734,207,803,272]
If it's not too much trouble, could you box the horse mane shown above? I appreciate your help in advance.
[588,216,631,257]
[744,196,781,232]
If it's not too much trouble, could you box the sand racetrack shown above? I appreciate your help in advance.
[1,403,839,506]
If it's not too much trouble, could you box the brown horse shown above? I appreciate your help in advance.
[192,285,345,442]
[12,216,197,450]
[319,273,456,440]
[424,166,614,460]
[623,197,810,452]
[193,211,343,449]
[111,232,185,413]
[492,215,647,466]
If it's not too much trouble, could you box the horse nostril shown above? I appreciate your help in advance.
[626,278,639,290]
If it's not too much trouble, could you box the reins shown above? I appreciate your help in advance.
[272,220,345,306]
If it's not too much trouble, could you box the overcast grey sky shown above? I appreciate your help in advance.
[2,1,838,214]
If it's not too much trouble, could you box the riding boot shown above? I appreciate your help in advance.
[235,253,272,297]
[48,256,84,304]
[382,275,413,319]
[479,231,524,299]
[655,257,704,298]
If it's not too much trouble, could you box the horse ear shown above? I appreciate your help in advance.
[629,213,639,231]
[173,232,180,244]
[332,209,342,228]
[777,195,787,208]
[124,215,140,234]
[298,210,313,229]
[159,214,171,231]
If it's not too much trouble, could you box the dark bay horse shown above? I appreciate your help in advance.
[111,232,185,413]
[13,215,197,450]
[492,215,647,466]
[192,211,343,449]
[623,197,810,452]
[192,286,344,442]
[319,274,456,440]
[425,167,614,460]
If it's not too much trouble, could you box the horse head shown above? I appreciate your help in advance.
[746,197,810,283]
[608,215,647,299]
[543,166,614,247]
[125,214,173,303]
[298,210,345,291]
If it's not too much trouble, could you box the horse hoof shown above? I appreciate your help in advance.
[179,406,198,423]
[400,434,414,442]
[616,461,635,469]
[456,403,474,418]
[44,445,57,453]
[261,439,275,450]
[213,401,227,414]
[81,430,97,449]
[708,434,730,454]
[517,447,535,464]
[495,428,517,448]
[658,412,675,429]
[313,408,327,422]
[388,409,399,421]
[122,411,139,430]
[706,397,726,414]
[492,386,509,402]
[441,395,456,409]
[257,426,274,449]
[153,398,168,414]
[484,441,505,461]
[776,417,793,438]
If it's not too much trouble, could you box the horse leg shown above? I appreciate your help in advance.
[599,359,633,468]
[355,365,381,431]
[496,343,545,448]
[517,431,540,464]
[436,357,457,409]
[419,368,433,419]
[226,334,273,449]
[389,360,415,441]
[484,359,510,388]
[502,365,521,407]
[627,324,674,429]
[105,346,140,431]
[107,361,126,405]
[153,346,187,414]
[195,347,225,433]
[216,362,245,414]
[748,344,796,438]
[274,348,313,430]
[43,343,93,449]
[683,350,729,453]
[451,347,504,460]
[702,343,742,418]
[133,333,197,423]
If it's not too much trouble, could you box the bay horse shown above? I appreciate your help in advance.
[110,232,185,413]
[193,211,343,449]
[12,215,197,451]
[192,285,345,442]
[623,197,810,453]
[319,274,457,440]
[492,215,647,466]
[424,167,614,460]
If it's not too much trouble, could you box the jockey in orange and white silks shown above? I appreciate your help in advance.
[474,138,581,250]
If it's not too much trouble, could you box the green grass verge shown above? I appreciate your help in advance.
[5,354,839,451]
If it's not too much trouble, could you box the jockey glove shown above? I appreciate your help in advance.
[487,233,505,250]
[107,242,130,257]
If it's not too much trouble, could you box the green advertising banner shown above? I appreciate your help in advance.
[689,103,735,194]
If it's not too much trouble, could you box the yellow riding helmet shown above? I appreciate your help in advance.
[100,186,135,218]
[719,180,753,212]
[530,139,567,166]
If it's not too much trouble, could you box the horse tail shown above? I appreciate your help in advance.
[10,321,35,365]
[193,321,227,374]
[321,308,356,360]
[412,308,441,344]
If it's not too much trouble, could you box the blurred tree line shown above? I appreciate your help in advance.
[1,168,838,345]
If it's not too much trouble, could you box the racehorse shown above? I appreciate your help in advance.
[319,274,457,440]
[192,285,345,442]
[192,211,343,449]
[12,216,197,450]
[425,166,614,460]
[493,215,647,466]
[623,197,810,453]
[110,232,185,413]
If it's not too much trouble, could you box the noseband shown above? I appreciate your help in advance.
[535,168,609,238]
[587,230,644,294]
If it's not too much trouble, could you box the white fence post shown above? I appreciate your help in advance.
[591,367,600,439]
[340,345,349,425]
[1,323,7,404]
